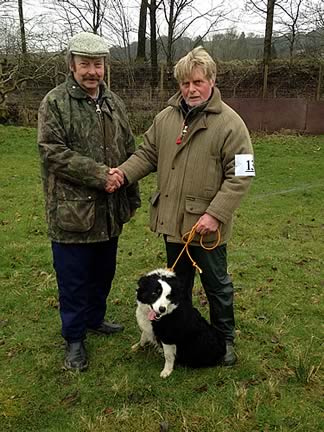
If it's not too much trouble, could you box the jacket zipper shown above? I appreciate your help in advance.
[176,118,189,145]
[95,102,104,135]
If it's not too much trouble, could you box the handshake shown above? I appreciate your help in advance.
[105,168,125,193]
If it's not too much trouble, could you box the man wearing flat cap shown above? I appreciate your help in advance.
[38,32,140,371]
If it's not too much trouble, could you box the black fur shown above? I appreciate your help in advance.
[136,271,226,369]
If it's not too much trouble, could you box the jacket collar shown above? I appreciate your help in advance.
[168,87,223,115]
[66,73,115,108]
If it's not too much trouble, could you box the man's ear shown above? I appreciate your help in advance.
[69,58,75,72]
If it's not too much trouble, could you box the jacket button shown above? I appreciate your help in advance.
[165,194,168,198]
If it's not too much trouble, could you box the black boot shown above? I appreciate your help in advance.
[64,341,88,371]
[87,320,124,336]
[221,342,237,366]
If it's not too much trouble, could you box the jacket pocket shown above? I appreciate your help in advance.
[182,195,216,243]
[117,188,131,224]
[56,198,95,232]
[149,190,160,231]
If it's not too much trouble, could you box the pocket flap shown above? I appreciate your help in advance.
[185,196,210,215]
[57,199,95,232]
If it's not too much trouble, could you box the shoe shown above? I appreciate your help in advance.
[221,342,237,366]
[64,341,88,371]
[87,320,124,336]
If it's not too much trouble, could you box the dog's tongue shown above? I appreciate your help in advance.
[148,309,157,321]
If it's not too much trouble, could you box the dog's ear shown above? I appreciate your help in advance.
[137,275,156,297]
[137,275,150,290]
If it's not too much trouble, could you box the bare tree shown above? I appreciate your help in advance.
[104,0,135,62]
[49,0,110,35]
[246,0,277,65]
[0,53,60,107]
[136,0,148,61]
[18,0,27,54]
[246,0,277,97]
[149,0,162,87]
[159,0,231,70]
[0,0,27,54]
[0,0,14,19]
[276,0,306,62]
[304,0,324,29]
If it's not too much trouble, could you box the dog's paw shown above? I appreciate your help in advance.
[160,368,173,379]
[131,342,141,352]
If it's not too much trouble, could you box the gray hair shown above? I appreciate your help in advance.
[174,46,217,82]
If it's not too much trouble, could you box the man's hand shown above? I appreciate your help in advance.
[195,213,220,235]
[105,168,124,193]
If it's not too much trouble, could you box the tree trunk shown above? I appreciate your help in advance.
[263,0,275,98]
[18,0,27,54]
[149,0,158,87]
[166,0,175,70]
[137,0,148,62]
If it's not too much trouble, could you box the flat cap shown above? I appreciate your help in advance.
[68,32,109,57]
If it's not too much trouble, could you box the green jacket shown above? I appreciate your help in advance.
[119,88,254,245]
[38,74,141,243]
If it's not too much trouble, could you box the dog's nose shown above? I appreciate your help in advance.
[159,306,166,314]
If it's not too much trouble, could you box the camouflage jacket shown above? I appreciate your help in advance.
[37,74,141,243]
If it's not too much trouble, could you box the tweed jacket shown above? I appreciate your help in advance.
[38,74,141,243]
[119,88,254,245]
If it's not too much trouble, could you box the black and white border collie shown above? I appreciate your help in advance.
[132,268,226,378]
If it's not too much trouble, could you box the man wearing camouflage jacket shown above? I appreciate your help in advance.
[37,32,140,371]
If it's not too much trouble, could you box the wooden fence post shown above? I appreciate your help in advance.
[316,63,322,101]
[262,63,269,99]
[159,64,165,108]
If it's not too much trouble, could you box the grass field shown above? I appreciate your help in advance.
[0,125,323,432]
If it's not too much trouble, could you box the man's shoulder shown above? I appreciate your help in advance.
[104,88,126,109]
[219,100,246,125]
[155,105,175,122]
[42,81,68,104]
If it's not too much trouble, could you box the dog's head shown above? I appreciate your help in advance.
[137,268,181,321]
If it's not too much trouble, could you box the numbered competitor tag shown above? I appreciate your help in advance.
[235,154,255,176]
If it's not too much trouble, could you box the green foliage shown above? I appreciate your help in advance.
[0,126,323,432]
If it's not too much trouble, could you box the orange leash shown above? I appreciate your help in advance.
[168,223,221,274]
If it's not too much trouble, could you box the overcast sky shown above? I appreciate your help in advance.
[9,0,267,50]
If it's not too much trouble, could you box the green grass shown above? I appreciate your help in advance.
[0,125,323,432]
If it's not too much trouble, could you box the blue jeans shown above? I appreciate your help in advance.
[52,239,118,342]
[165,241,235,342]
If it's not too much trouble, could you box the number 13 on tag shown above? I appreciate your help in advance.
[235,154,255,177]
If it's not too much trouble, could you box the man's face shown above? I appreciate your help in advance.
[70,55,105,97]
[179,67,215,107]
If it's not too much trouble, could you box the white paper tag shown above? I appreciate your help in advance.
[235,154,255,176]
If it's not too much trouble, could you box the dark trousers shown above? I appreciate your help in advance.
[52,239,118,343]
[165,240,235,342]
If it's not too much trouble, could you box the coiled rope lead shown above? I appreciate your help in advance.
[169,222,221,274]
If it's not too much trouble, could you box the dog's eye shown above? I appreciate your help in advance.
[166,295,171,300]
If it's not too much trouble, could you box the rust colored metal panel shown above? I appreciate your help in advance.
[305,101,324,134]
[225,98,263,131]
[262,99,306,132]
[224,98,308,133]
